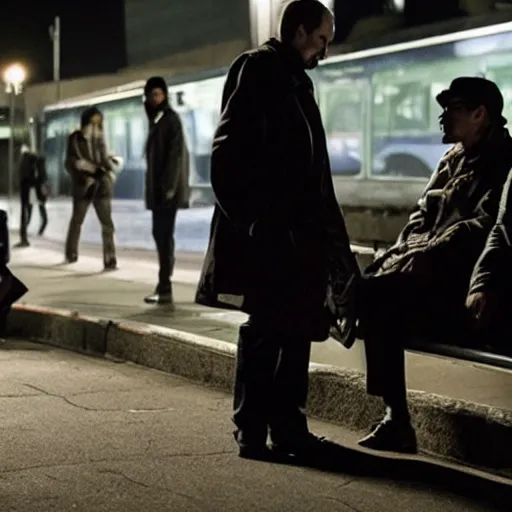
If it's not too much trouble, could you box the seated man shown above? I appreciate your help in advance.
[357,77,512,453]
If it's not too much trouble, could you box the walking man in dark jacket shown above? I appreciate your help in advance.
[143,77,190,307]
[16,148,49,247]
[15,145,37,247]
[358,77,512,453]
[196,0,359,461]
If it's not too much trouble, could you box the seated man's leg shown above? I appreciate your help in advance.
[357,272,428,453]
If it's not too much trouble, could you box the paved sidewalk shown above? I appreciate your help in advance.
[1,198,214,253]
[0,340,510,511]
[9,238,512,413]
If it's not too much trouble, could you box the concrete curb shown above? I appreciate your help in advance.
[6,304,512,478]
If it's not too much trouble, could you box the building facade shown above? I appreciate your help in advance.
[124,0,251,67]
[124,0,339,66]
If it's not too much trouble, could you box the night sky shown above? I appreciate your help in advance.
[0,0,126,85]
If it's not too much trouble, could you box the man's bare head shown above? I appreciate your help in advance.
[279,0,334,69]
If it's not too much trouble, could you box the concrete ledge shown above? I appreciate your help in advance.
[6,304,512,478]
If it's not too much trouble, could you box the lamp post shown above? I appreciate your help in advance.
[3,64,26,205]
[49,16,61,100]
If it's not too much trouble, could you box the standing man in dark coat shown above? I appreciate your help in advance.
[196,0,359,460]
[143,77,190,307]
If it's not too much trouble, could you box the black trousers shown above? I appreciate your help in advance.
[20,182,48,241]
[65,195,116,267]
[34,183,48,235]
[359,272,467,405]
[233,316,312,445]
[19,181,31,242]
[152,207,178,293]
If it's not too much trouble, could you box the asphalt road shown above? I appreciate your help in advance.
[0,340,510,511]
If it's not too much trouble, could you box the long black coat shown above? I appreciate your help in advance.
[195,39,360,342]
[144,105,190,210]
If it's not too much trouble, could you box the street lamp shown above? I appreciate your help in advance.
[3,63,26,205]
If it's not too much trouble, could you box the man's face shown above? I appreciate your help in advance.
[149,88,167,108]
[90,113,102,127]
[296,13,334,70]
[439,98,487,144]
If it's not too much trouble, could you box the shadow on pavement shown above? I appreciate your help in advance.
[274,440,511,511]
[0,340,53,352]
[61,271,105,279]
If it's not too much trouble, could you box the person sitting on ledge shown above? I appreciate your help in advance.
[357,77,512,454]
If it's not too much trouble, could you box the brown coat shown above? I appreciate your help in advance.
[65,129,114,200]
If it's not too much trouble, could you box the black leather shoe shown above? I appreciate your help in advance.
[104,261,118,271]
[358,417,417,454]
[233,430,272,461]
[238,444,273,461]
[144,292,174,307]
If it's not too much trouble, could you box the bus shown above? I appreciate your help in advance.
[40,19,512,244]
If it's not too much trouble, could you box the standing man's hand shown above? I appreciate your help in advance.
[465,290,496,329]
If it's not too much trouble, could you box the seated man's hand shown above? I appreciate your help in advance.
[465,290,496,329]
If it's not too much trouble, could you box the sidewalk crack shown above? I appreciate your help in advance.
[22,383,176,413]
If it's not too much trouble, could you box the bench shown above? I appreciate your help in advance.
[408,339,512,371]
[350,244,512,372]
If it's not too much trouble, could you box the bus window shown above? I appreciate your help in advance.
[319,76,365,177]
[392,83,429,132]
[371,80,436,179]
[367,39,493,181]
[486,66,512,128]
[45,111,81,196]
[129,117,146,161]
[108,117,128,161]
